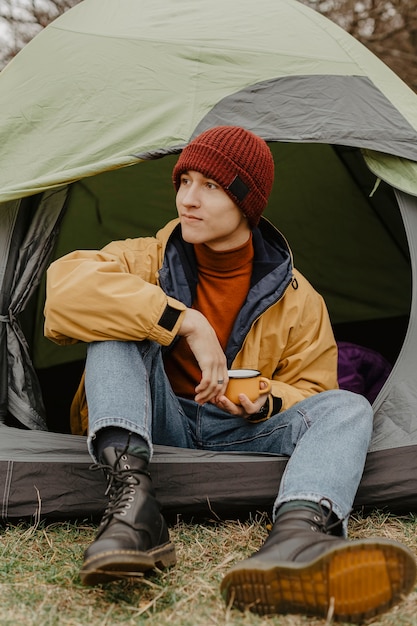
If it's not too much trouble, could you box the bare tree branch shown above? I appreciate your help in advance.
[0,0,81,67]
[301,0,417,90]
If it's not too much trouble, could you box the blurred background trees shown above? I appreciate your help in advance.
[302,0,417,91]
[1,0,416,91]
[0,0,79,68]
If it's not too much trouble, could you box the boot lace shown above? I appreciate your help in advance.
[90,446,149,527]
[314,498,346,535]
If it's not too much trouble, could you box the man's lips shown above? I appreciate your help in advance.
[182,213,202,221]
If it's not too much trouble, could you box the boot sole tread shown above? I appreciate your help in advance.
[80,541,177,586]
[220,539,416,622]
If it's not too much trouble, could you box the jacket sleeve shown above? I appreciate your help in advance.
[269,274,339,410]
[44,237,186,346]
[234,269,339,412]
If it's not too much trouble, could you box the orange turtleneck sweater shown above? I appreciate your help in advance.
[163,234,254,398]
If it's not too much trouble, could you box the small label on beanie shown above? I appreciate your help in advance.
[227,176,249,202]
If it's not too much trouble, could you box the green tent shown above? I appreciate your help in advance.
[0,0,417,519]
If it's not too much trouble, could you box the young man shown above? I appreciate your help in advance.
[44,126,416,622]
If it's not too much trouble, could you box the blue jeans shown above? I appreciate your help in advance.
[85,340,373,528]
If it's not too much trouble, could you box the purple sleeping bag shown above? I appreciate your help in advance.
[337,341,392,403]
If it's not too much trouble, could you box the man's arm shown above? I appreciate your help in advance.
[230,270,339,414]
[44,246,186,346]
[266,276,338,410]
[177,308,229,404]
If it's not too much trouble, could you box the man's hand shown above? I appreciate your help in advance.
[178,308,228,404]
[212,380,271,418]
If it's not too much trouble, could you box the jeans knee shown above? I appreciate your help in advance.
[331,389,374,436]
[338,388,373,414]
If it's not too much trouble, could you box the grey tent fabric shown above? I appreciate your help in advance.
[1,427,416,521]
[192,76,417,159]
[0,201,24,421]
[1,188,68,430]
[369,191,417,451]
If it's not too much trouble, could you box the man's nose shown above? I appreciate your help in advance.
[182,183,200,207]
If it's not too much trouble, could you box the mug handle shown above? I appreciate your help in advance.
[259,377,272,394]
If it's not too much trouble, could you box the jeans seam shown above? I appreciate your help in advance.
[200,424,289,449]
[296,407,312,428]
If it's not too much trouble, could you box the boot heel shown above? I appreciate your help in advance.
[153,541,177,569]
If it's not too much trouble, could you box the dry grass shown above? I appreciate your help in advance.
[0,510,416,625]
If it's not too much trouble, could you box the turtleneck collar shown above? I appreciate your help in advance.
[193,233,254,273]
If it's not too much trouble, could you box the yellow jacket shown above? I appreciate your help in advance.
[44,218,338,434]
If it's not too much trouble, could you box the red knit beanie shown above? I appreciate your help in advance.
[172,126,274,228]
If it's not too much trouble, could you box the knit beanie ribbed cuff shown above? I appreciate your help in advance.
[172,126,274,227]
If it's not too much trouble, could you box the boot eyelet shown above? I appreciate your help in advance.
[125,503,131,509]
[120,510,127,516]
[121,455,128,461]
[313,515,321,523]
[128,496,134,502]
[124,464,130,470]
[311,526,318,532]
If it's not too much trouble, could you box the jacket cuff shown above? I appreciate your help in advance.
[158,304,182,331]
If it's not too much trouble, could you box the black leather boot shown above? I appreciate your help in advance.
[221,502,416,622]
[80,447,176,586]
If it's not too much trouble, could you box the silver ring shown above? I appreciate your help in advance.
[217,379,224,385]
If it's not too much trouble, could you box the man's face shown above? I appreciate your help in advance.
[176,170,251,251]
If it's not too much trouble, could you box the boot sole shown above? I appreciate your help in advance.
[220,538,416,622]
[80,540,177,586]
